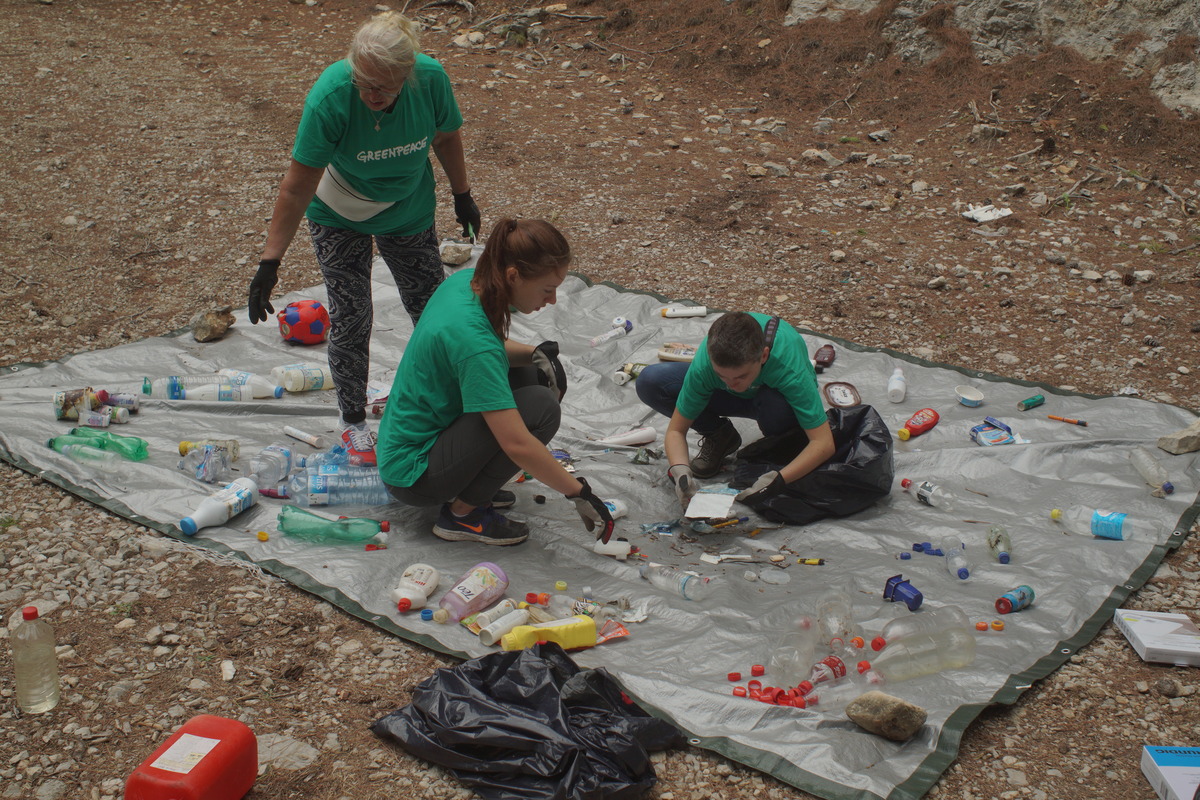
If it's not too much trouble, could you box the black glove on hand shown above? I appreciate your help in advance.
[248,259,279,324]
[452,189,481,241]
[668,464,698,511]
[736,470,786,505]
[531,341,567,400]
[568,477,614,543]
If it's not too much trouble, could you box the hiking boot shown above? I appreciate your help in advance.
[433,504,529,545]
[491,489,516,509]
[690,420,742,478]
[339,421,377,467]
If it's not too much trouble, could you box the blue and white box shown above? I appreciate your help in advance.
[1141,746,1200,800]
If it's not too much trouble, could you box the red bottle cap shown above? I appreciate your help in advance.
[379,520,390,532]
[797,680,814,695]
[976,621,989,631]
[871,636,887,651]
[747,679,762,691]
[733,686,747,697]
[397,598,412,612]
[792,695,808,709]
[857,660,871,674]
[849,636,865,650]
[749,689,761,699]
[750,664,765,677]
[900,478,912,490]
[22,606,38,621]
[727,672,742,682]
[996,597,1013,614]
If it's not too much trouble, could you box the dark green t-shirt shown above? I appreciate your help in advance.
[677,313,827,430]
[377,269,515,486]
[292,54,463,235]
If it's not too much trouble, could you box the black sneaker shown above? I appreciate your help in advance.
[690,420,742,478]
[433,504,529,545]
[491,489,516,509]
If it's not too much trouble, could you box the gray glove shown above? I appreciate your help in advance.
[736,470,786,505]
[567,477,614,543]
[668,464,698,511]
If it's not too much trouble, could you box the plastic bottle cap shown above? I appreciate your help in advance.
[976,621,989,631]
[849,636,865,649]
[956,568,970,580]
[536,593,550,605]
[397,598,412,612]
[525,592,539,604]
[900,478,913,489]
[432,608,450,624]
[179,517,199,536]
[998,552,1010,564]
[797,680,813,695]
[995,598,1013,614]
[792,696,808,709]
[897,428,911,441]
[733,686,747,697]
[555,580,568,591]
[22,606,38,621]
[379,520,390,532]
[991,620,1005,631]
[912,542,924,551]
[256,531,269,542]
[856,660,871,674]
[1162,481,1175,494]
[1050,508,1063,521]
[750,664,765,677]
[747,679,762,691]
[728,672,742,682]
[899,552,911,560]
[420,609,435,621]
[871,636,886,651]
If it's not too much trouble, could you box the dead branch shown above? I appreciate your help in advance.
[1150,176,1199,216]
[550,12,606,20]
[417,0,475,15]
[1040,171,1096,217]
[603,40,687,56]
[1168,241,1200,256]
[819,82,860,117]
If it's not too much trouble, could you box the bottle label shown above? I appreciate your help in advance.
[914,481,937,506]
[297,367,327,391]
[449,566,503,606]
[306,475,331,505]
[166,377,186,400]
[1090,510,1128,540]
[218,482,255,517]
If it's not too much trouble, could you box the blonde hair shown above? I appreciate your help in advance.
[347,11,421,85]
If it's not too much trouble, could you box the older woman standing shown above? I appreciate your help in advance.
[247,11,480,467]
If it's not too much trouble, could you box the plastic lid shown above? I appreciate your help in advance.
[727,672,742,682]
[525,592,539,604]
[432,608,450,624]
[1050,508,1063,520]
[379,520,390,532]
[750,664,765,677]
[976,621,989,631]
[870,636,886,651]
[179,517,199,536]
[995,597,1013,614]
[899,552,911,560]
[998,552,1010,564]
[897,428,911,441]
[95,389,110,403]
[849,636,865,650]
[991,620,1006,631]
[1162,481,1174,494]
[955,568,970,580]
[142,377,152,395]
[178,441,192,456]
[900,478,913,489]
[397,598,412,612]
[555,580,568,591]
[797,680,813,695]
[856,660,871,674]
[22,606,38,621]
[273,386,284,398]
[733,686,747,697]
[420,608,435,621]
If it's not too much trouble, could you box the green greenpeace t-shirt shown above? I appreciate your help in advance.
[292,54,463,235]
[676,313,827,430]
[377,269,515,486]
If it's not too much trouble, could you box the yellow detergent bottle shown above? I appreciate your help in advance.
[500,615,597,652]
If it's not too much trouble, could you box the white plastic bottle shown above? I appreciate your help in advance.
[471,599,520,628]
[248,443,296,486]
[899,478,953,510]
[390,564,441,612]
[1129,446,1174,496]
[479,608,531,647]
[13,606,61,714]
[1050,506,1135,541]
[143,375,234,400]
[281,365,334,393]
[871,605,972,651]
[589,317,633,347]
[218,369,285,399]
[179,477,259,535]
[639,563,716,601]
[944,540,971,580]
[868,627,977,683]
[887,368,907,403]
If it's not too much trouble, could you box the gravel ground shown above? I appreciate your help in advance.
[2,1,1199,799]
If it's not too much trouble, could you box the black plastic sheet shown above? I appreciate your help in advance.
[371,643,684,800]
[732,404,895,525]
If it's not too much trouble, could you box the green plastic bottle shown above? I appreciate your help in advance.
[277,505,389,543]
[52,427,149,461]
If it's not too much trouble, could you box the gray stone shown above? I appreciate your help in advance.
[34,780,68,800]
[1158,419,1200,455]
[845,690,927,741]
[440,243,473,266]
[190,307,235,343]
[1155,678,1183,698]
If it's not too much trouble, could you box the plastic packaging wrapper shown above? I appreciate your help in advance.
[371,643,683,800]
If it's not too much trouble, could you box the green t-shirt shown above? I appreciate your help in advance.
[292,54,463,235]
[377,269,516,486]
[677,313,827,430]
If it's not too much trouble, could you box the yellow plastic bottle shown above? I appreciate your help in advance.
[500,615,597,652]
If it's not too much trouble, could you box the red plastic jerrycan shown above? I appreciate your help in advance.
[125,714,257,800]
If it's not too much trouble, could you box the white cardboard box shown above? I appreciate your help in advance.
[1142,746,1200,800]
[1113,609,1200,667]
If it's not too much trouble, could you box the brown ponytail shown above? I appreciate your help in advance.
[472,218,571,338]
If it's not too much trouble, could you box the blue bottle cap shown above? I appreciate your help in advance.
[420,608,434,621]
[899,552,911,560]
[998,552,1010,564]
[1162,481,1174,494]
[912,543,924,552]
[956,568,970,580]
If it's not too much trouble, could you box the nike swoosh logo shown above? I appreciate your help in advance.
[461,522,485,533]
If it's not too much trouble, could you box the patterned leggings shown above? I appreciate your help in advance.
[308,221,444,424]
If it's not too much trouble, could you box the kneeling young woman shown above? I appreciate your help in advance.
[377,218,613,545]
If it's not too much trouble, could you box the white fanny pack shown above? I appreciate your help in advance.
[314,165,395,222]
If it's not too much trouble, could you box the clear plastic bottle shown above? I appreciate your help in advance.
[286,466,391,507]
[50,428,149,461]
[871,605,972,651]
[768,628,818,687]
[391,564,441,612]
[900,478,953,510]
[1050,506,1135,541]
[1129,446,1174,496]
[56,443,123,468]
[887,367,907,403]
[277,504,388,543]
[803,669,885,711]
[986,525,1012,564]
[249,443,296,486]
[177,444,232,484]
[179,477,259,536]
[868,626,977,683]
[12,607,60,714]
[433,563,509,624]
[944,540,971,580]
[76,406,112,428]
[299,444,350,469]
[589,317,633,347]
[797,647,869,695]
[280,365,334,393]
[639,563,716,601]
[218,369,285,399]
[179,438,241,462]
[142,375,234,400]
[815,590,864,649]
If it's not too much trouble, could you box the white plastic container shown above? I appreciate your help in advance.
[143,375,234,400]
[218,369,284,399]
[661,306,708,318]
[887,368,906,403]
[596,426,657,446]
[478,608,530,646]
[281,365,334,393]
[589,317,633,347]
[390,563,441,612]
[12,606,60,714]
[179,477,259,535]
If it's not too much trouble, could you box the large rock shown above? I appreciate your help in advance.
[1157,418,1200,455]
[190,307,235,342]
[845,690,927,741]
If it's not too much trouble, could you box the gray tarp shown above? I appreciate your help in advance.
[2,254,1197,800]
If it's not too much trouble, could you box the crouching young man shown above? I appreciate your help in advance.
[635,311,836,511]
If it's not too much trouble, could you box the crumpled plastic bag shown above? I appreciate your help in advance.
[370,643,684,800]
[730,404,894,525]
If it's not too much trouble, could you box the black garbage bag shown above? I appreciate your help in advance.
[370,643,684,800]
[730,404,894,525]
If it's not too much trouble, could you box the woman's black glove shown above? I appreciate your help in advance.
[531,341,567,400]
[248,259,279,324]
[568,477,614,543]
[452,189,481,241]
